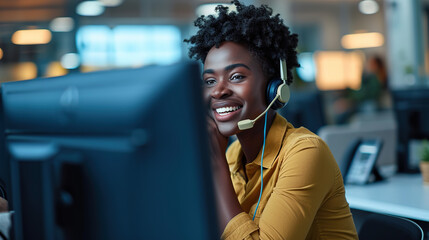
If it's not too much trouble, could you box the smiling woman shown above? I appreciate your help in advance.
[185,1,359,239]
[203,42,267,137]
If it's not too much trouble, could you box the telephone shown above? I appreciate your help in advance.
[343,139,384,185]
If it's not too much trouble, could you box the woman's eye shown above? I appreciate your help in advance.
[230,74,245,81]
[204,79,216,86]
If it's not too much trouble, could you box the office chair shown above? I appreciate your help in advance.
[358,213,424,240]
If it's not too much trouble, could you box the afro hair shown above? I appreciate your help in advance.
[184,0,299,84]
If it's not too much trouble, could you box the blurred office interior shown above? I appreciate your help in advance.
[2,0,429,238]
[0,0,429,172]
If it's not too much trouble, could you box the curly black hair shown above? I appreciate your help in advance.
[184,0,299,84]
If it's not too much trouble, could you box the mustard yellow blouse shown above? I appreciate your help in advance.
[222,114,358,239]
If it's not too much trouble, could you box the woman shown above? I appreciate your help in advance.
[185,1,358,239]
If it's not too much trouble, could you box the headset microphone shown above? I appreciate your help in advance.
[237,59,290,130]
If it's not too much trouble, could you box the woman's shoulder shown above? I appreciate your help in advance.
[282,125,336,165]
[284,125,327,149]
[279,126,340,183]
[273,115,334,162]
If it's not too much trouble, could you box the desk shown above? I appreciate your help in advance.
[345,174,429,222]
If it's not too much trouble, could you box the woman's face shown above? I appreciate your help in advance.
[203,41,268,136]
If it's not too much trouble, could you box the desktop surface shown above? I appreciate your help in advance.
[345,174,429,222]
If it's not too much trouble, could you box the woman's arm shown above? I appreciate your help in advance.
[206,117,243,233]
[222,137,340,239]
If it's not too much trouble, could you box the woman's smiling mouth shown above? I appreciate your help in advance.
[216,106,242,115]
[214,105,243,120]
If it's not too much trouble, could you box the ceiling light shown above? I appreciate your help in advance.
[50,17,75,32]
[296,52,316,82]
[359,0,379,15]
[76,1,105,16]
[61,53,80,69]
[196,3,236,16]
[12,62,37,81]
[11,29,52,45]
[341,32,384,49]
[99,0,123,7]
[314,51,364,91]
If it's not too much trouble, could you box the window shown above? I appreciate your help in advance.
[76,25,182,68]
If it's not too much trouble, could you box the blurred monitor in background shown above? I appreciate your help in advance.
[278,90,326,134]
[1,61,219,240]
[0,94,10,202]
[392,88,429,173]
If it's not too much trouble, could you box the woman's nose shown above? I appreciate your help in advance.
[211,80,232,99]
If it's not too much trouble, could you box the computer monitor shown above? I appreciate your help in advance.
[392,88,429,172]
[0,94,10,201]
[1,62,219,239]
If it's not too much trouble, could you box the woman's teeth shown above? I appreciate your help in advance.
[216,106,242,116]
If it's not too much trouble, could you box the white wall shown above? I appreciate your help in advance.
[289,1,387,54]
[384,0,427,89]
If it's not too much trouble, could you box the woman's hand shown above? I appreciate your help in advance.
[0,197,8,212]
[206,117,229,164]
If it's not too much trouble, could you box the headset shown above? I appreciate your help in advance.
[237,59,290,130]
[237,58,290,220]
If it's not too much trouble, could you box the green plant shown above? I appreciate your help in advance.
[421,140,429,162]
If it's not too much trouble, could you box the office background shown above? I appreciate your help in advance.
[0,0,428,123]
[1,0,429,238]
[2,0,428,168]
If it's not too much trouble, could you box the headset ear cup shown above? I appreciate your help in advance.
[266,78,286,110]
[278,83,290,105]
